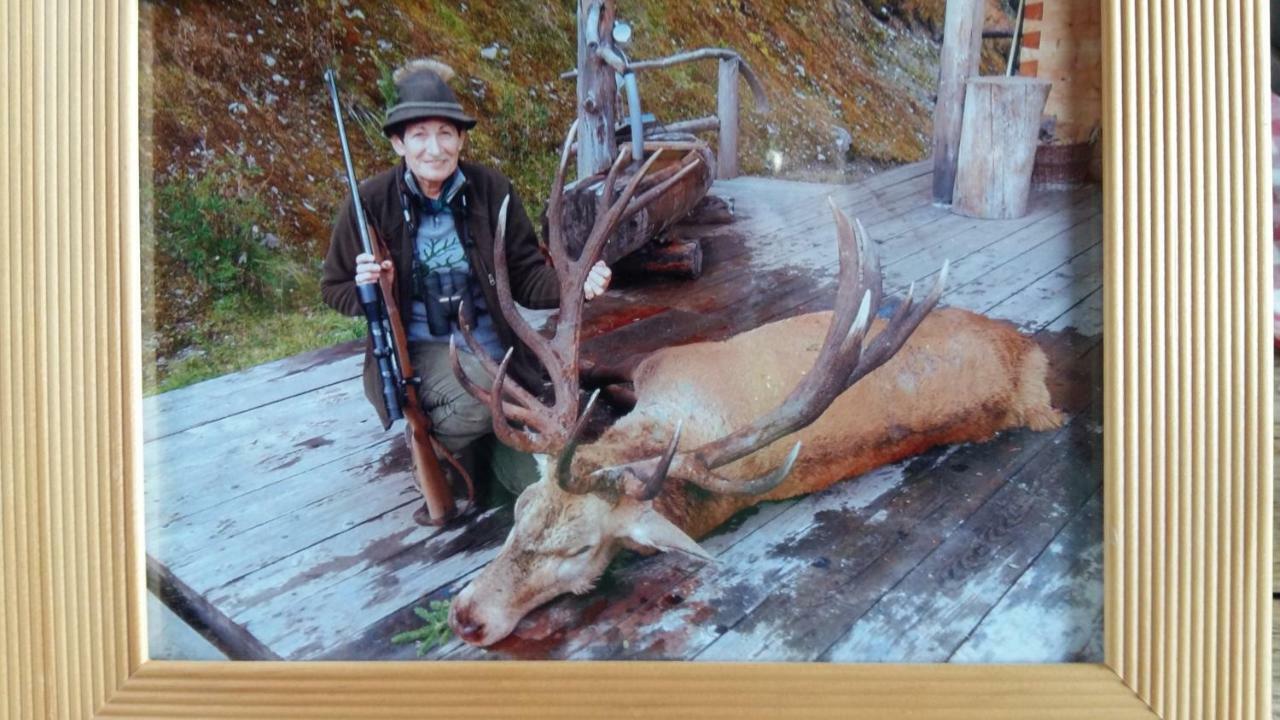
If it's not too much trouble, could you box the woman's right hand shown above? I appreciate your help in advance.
[354,252,392,286]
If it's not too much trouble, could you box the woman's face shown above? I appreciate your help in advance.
[391,118,465,197]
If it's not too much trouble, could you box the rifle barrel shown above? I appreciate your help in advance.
[324,69,375,259]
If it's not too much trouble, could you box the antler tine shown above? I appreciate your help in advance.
[848,259,948,385]
[586,437,802,500]
[453,302,543,412]
[675,440,802,497]
[448,338,550,432]
[554,389,603,493]
[619,155,705,227]
[490,194,565,386]
[595,148,634,227]
[634,419,684,500]
[545,119,581,268]
[810,198,875,375]
[487,348,556,454]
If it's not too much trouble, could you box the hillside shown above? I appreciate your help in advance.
[139,0,1013,391]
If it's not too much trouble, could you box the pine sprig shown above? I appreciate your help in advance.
[390,600,455,656]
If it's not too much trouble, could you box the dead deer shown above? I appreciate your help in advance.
[445,123,1064,647]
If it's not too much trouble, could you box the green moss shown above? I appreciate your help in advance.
[146,306,365,395]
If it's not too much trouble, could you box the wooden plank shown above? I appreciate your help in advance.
[150,438,397,570]
[690,424,1070,662]
[822,421,1101,661]
[949,490,1104,662]
[985,243,1103,332]
[666,170,936,283]
[165,440,420,592]
[143,379,387,527]
[143,340,362,441]
[1046,286,1104,336]
[941,201,1102,311]
[233,504,514,659]
[886,188,1100,290]
[768,186,1090,296]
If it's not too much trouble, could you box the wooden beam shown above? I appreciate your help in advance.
[717,57,740,179]
[576,0,617,177]
[931,0,986,204]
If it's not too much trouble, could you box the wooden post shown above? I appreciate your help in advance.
[951,77,1052,219]
[931,0,986,204]
[716,57,740,179]
[576,0,617,177]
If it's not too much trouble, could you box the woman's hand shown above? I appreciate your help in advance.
[583,260,612,301]
[354,252,392,286]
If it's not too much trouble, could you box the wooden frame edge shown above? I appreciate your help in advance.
[0,0,1271,717]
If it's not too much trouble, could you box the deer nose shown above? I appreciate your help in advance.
[449,605,486,644]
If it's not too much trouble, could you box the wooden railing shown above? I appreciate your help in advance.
[565,46,769,180]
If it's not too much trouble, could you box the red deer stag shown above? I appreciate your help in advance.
[445,124,1064,647]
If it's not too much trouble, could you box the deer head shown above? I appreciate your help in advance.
[447,122,946,646]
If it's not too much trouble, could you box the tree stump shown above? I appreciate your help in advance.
[952,77,1052,220]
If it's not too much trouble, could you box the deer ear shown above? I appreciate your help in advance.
[620,508,714,562]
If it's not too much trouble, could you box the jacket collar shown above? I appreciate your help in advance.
[400,162,467,215]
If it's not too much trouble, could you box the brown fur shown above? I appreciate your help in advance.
[577,307,1063,539]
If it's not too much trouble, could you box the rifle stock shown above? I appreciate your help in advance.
[368,222,458,523]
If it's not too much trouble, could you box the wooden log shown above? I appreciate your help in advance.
[931,0,986,204]
[552,146,714,264]
[952,77,1052,220]
[660,115,720,135]
[615,238,703,279]
[682,193,735,225]
[717,57,740,179]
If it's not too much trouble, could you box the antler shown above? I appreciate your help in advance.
[573,198,949,499]
[451,120,705,456]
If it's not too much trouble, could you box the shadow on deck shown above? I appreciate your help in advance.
[144,161,1105,662]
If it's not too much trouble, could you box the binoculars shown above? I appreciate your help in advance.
[420,267,477,337]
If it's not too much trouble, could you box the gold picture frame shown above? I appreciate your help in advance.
[1,0,1271,717]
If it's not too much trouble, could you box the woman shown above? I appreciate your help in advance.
[321,59,610,524]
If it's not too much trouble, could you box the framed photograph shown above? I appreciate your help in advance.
[1,0,1271,716]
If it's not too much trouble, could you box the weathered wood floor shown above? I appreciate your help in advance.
[145,161,1104,662]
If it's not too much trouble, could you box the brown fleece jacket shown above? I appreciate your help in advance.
[321,159,560,429]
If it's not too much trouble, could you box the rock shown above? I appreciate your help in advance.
[480,44,499,60]
[346,8,365,19]
[260,233,282,250]
[262,53,277,68]
[228,102,248,115]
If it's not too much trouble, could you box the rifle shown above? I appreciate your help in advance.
[324,69,460,525]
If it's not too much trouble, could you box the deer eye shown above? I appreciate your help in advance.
[565,545,592,558]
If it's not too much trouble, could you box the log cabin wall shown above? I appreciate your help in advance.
[1017,0,1104,183]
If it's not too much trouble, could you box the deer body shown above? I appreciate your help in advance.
[579,307,1062,541]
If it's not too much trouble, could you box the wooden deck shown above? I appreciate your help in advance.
[144,161,1105,662]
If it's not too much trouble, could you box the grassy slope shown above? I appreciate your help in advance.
[141,0,1011,393]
